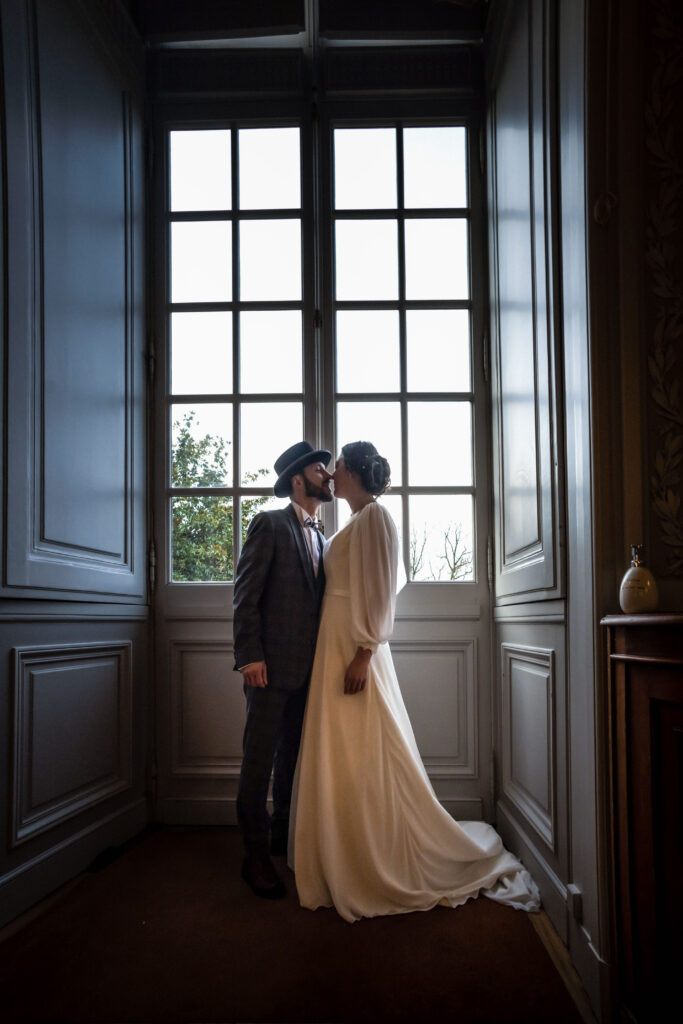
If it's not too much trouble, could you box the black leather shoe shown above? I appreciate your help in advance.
[241,854,286,900]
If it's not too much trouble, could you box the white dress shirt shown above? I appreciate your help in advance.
[291,501,322,577]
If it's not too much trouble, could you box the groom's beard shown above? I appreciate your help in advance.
[304,477,333,503]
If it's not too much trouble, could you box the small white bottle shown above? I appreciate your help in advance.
[619,544,659,613]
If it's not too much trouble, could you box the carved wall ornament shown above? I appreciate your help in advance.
[645,0,683,576]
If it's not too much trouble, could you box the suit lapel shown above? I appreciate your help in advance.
[285,503,317,595]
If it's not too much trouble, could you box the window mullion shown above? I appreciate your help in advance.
[396,125,410,576]
[231,126,242,564]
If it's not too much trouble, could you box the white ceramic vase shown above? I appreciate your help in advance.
[619,544,659,613]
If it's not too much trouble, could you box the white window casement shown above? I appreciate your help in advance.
[152,48,494,824]
[161,113,486,591]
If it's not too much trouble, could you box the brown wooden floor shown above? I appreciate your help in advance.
[0,827,594,1023]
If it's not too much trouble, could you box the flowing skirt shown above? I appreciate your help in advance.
[289,592,540,923]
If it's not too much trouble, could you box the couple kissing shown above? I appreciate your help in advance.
[233,440,540,922]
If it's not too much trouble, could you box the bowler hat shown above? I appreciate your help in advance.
[273,441,331,498]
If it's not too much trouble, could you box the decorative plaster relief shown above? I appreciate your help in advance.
[646,0,683,576]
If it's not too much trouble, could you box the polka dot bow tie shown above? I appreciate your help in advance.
[304,517,323,534]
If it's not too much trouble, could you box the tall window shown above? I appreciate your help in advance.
[166,119,477,584]
[331,125,474,582]
[168,125,305,582]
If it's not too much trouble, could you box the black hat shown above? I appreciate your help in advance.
[273,441,332,498]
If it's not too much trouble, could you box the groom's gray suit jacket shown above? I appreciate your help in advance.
[233,503,325,691]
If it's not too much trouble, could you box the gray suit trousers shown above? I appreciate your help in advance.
[236,681,309,856]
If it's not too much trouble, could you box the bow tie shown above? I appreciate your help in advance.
[304,517,323,534]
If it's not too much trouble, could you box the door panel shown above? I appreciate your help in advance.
[487,0,568,939]
[3,0,145,600]
[488,0,563,604]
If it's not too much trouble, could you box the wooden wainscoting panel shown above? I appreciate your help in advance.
[393,639,477,779]
[11,642,133,846]
[170,640,244,778]
[501,642,556,849]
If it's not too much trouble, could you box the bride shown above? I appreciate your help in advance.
[289,440,540,923]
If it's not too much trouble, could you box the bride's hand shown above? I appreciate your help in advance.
[344,648,372,695]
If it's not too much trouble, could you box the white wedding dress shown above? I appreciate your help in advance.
[289,501,540,923]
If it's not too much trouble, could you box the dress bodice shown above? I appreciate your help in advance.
[321,521,352,595]
[321,501,401,652]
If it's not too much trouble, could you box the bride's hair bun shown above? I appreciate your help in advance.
[341,441,391,496]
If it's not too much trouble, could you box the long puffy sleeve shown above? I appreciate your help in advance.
[348,502,401,652]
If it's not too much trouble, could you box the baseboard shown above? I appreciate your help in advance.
[0,799,148,929]
[158,796,238,826]
[531,912,599,1024]
[567,915,612,1024]
[497,802,608,1022]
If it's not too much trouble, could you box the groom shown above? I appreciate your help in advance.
[233,441,333,899]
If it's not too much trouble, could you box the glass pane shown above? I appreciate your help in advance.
[335,220,398,301]
[334,128,397,210]
[336,402,402,486]
[171,312,232,395]
[239,127,301,210]
[336,310,400,393]
[409,494,474,582]
[172,496,233,582]
[171,404,232,486]
[170,130,231,212]
[408,402,472,486]
[406,310,470,392]
[403,127,467,209]
[239,220,301,301]
[171,222,232,303]
[240,403,303,486]
[240,311,302,393]
[404,219,469,300]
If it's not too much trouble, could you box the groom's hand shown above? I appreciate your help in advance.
[344,648,372,695]
[242,661,268,688]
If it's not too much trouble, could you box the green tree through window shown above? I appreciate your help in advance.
[171,411,269,581]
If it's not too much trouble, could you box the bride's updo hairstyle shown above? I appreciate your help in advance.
[341,441,391,496]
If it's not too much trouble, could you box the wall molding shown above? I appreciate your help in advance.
[0,602,148,621]
[393,637,478,778]
[500,642,556,851]
[169,639,241,778]
[493,600,566,624]
[2,0,146,600]
[11,641,133,846]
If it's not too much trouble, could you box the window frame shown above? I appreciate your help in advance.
[320,107,482,586]
[153,93,489,609]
